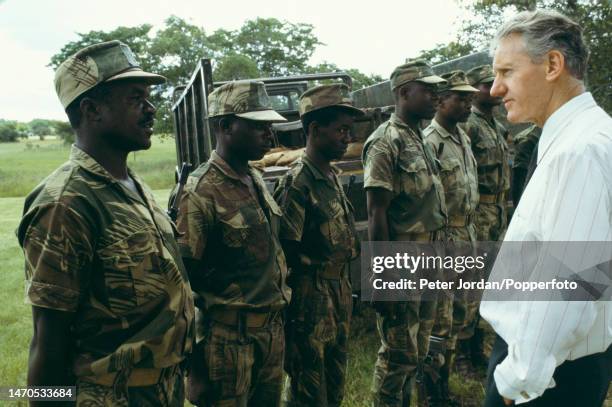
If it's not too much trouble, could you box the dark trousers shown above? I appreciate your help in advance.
[484,335,611,407]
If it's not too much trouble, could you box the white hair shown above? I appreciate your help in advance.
[491,9,589,80]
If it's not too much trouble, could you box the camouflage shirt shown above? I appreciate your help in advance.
[273,154,359,271]
[424,119,479,221]
[177,151,290,312]
[512,125,541,170]
[17,146,194,378]
[463,106,511,196]
[362,113,447,238]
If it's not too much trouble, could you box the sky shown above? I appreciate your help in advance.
[0,0,472,122]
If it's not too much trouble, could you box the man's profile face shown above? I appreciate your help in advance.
[491,33,549,124]
[438,92,473,123]
[227,117,274,161]
[401,82,439,120]
[473,82,501,108]
[314,111,355,161]
[98,81,156,152]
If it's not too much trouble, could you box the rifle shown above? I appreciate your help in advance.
[167,162,192,222]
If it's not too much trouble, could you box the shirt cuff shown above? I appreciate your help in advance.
[25,280,80,312]
[363,180,394,192]
[493,347,557,404]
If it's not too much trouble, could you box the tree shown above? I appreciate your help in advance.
[52,121,75,144]
[232,18,322,77]
[0,120,22,142]
[28,119,54,140]
[418,0,611,111]
[214,54,261,81]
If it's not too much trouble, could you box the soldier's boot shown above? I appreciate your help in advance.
[469,327,488,369]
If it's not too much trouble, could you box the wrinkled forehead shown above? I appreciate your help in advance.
[493,33,530,70]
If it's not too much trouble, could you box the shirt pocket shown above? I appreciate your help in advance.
[439,158,462,192]
[219,209,271,266]
[474,137,502,167]
[398,157,432,198]
[98,230,164,314]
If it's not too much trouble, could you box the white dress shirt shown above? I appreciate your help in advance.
[480,92,612,403]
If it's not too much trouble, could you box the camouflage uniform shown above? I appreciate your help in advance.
[177,81,290,407]
[363,60,447,407]
[18,41,193,406]
[18,146,195,405]
[511,125,541,206]
[275,84,362,407]
[463,66,511,242]
[275,154,359,406]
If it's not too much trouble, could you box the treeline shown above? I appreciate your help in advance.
[0,119,73,143]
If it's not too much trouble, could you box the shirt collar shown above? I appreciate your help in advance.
[390,113,422,139]
[538,92,595,163]
[210,150,246,181]
[301,153,339,183]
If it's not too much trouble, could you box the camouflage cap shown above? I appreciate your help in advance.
[298,83,364,117]
[390,59,446,90]
[54,40,166,109]
[207,80,286,122]
[467,64,495,85]
[438,70,479,93]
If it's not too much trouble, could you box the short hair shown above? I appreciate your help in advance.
[301,106,355,135]
[65,82,115,128]
[491,9,589,80]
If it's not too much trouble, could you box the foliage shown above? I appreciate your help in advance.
[52,121,75,144]
[418,0,611,111]
[0,120,25,142]
[213,54,261,81]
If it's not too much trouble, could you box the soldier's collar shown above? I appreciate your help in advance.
[209,150,244,181]
[430,119,463,143]
[70,145,121,183]
[390,113,423,138]
[301,153,339,182]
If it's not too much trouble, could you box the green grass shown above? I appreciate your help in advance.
[0,137,177,197]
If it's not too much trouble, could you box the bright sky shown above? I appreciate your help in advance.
[0,0,472,122]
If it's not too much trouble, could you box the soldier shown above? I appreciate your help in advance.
[176,80,291,407]
[457,64,512,369]
[17,41,194,406]
[273,84,362,407]
[423,70,480,406]
[511,124,541,207]
[362,59,447,406]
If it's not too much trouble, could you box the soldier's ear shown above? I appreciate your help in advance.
[80,97,103,124]
[308,121,319,138]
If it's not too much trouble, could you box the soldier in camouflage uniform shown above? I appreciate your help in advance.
[176,80,291,407]
[18,41,194,406]
[273,84,362,407]
[423,70,479,405]
[362,59,447,407]
[458,64,512,368]
[511,124,541,206]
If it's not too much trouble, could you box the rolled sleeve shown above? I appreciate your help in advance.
[364,137,396,192]
[176,189,215,261]
[20,203,93,312]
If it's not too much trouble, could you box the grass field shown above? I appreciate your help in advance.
[0,137,177,197]
[0,139,609,406]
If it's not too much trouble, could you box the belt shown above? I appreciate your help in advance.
[317,262,348,280]
[394,231,441,242]
[208,309,280,328]
[479,192,505,204]
[448,215,473,227]
[82,365,178,387]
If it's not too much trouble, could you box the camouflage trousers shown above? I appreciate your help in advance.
[372,298,438,407]
[76,365,184,406]
[474,201,507,242]
[188,314,285,407]
[284,269,352,407]
[432,225,477,352]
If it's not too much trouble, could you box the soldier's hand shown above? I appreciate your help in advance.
[503,397,514,406]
